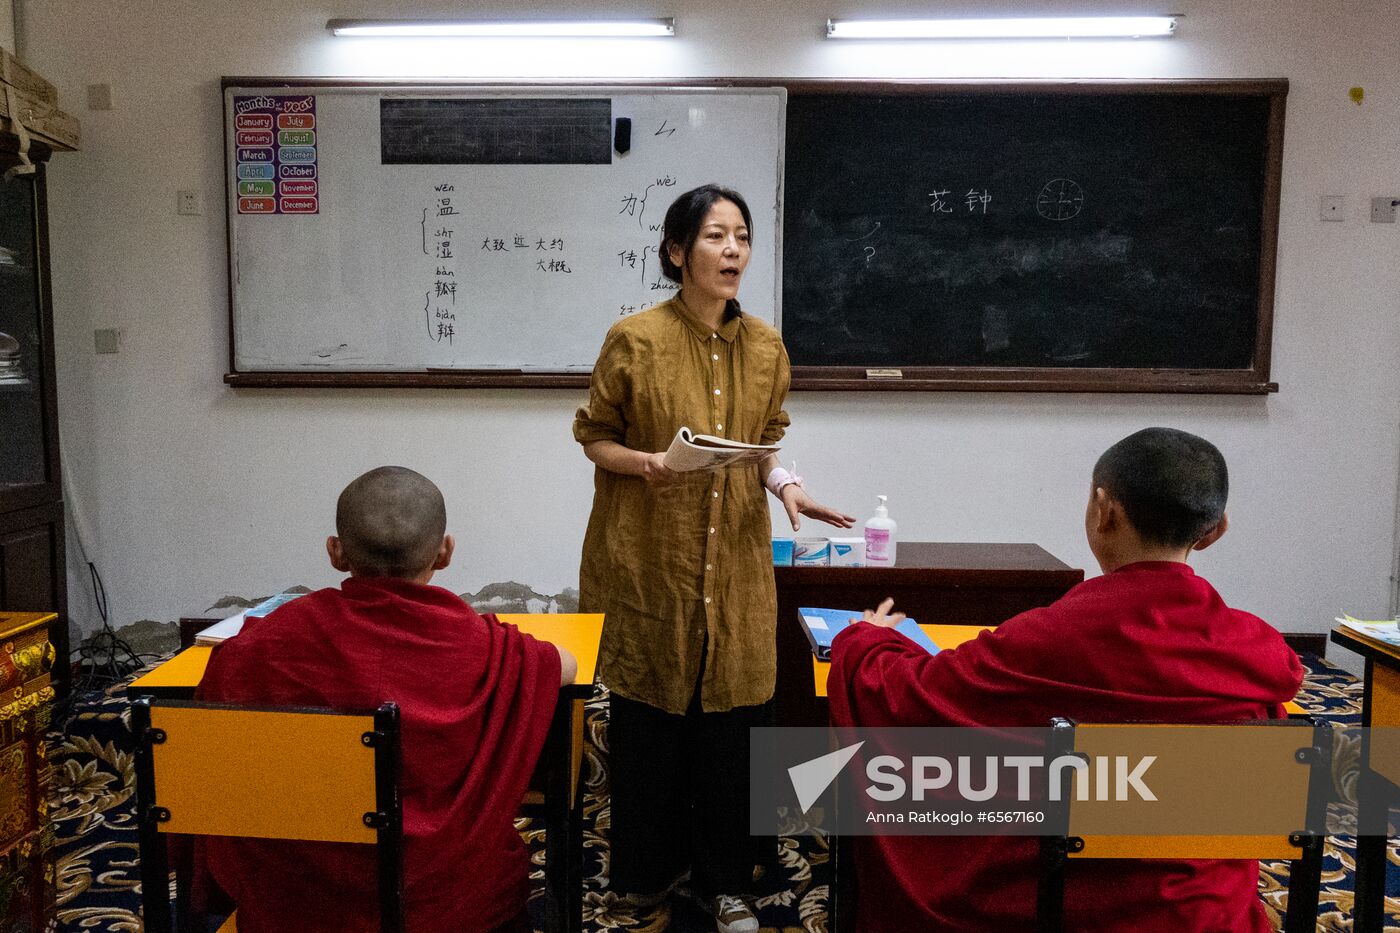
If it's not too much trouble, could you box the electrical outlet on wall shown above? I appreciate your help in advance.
[176,190,202,216]
[1371,197,1399,224]
[1320,195,1346,222]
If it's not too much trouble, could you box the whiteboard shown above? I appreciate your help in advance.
[225,84,786,372]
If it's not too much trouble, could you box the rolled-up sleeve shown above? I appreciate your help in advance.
[573,325,631,445]
[759,340,792,446]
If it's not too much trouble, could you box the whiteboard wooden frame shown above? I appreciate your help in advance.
[222,76,784,388]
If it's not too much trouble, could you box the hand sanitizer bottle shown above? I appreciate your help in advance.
[864,495,898,567]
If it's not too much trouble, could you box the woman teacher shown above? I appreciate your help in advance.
[573,184,853,933]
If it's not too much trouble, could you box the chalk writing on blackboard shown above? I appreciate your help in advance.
[930,187,994,214]
[1035,179,1085,221]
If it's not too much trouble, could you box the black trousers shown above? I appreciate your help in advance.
[608,689,773,897]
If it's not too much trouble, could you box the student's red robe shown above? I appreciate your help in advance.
[197,576,561,933]
[827,561,1304,933]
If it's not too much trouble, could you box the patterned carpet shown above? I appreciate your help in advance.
[40,653,1398,932]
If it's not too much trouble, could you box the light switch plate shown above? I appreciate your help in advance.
[1320,195,1346,222]
[86,83,113,111]
[1371,197,1398,224]
[94,328,121,354]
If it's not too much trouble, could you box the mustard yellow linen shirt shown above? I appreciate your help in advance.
[573,295,791,714]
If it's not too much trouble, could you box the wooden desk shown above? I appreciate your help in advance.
[1328,625,1400,933]
[775,543,1083,725]
[130,612,603,933]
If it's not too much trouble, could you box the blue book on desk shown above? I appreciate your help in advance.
[798,606,941,661]
[245,591,305,619]
[193,591,307,646]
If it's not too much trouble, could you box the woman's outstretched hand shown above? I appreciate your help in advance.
[779,485,856,532]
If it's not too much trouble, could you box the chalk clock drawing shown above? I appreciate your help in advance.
[1036,178,1085,221]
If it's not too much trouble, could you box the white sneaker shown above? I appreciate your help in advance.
[707,894,758,933]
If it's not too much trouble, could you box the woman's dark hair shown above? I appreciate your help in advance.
[659,184,753,320]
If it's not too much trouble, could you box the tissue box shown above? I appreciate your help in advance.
[828,537,866,567]
[771,538,794,566]
[794,537,830,566]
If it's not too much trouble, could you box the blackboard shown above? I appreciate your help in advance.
[781,81,1284,393]
[222,80,784,386]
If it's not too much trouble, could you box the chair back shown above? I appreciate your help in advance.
[133,698,403,933]
[1037,717,1331,933]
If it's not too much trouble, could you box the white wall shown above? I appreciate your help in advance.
[20,0,1400,654]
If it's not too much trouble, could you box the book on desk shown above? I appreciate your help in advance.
[1336,614,1400,649]
[798,607,940,661]
[194,592,306,645]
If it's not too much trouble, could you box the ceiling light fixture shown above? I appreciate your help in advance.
[825,16,1178,39]
[327,18,676,38]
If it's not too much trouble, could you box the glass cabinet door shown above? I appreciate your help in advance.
[0,173,47,494]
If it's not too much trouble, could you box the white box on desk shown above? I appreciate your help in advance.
[828,537,866,566]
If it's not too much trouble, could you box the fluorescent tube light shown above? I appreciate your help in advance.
[327,18,676,38]
[825,16,1178,39]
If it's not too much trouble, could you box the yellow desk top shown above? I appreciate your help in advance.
[130,612,603,693]
[812,622,1307,716]
[502,613,602,685]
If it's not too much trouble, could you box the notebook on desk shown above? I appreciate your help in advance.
[193,591,306,645]
[798,606,941,660]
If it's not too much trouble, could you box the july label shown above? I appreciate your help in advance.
[233,94,319,215]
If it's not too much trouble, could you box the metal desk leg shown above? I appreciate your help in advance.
[543,695,582,933]
[828,831,852,933]
[1354,765,1391,933]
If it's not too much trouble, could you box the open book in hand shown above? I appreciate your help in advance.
[661,427,781,473]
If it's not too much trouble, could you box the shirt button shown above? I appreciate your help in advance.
[714,388,721,395]
[713,490,719,498]
[712,333,718,339]
[705,596,712,604]
[709,527,716,534]
[706,563,713,571]
[713,354,719,361]
[716,423,722,430]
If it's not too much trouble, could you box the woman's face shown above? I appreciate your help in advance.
[669,199,751,305]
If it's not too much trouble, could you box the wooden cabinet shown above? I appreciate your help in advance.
[0,135,67,696]
[0,611,56,932]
